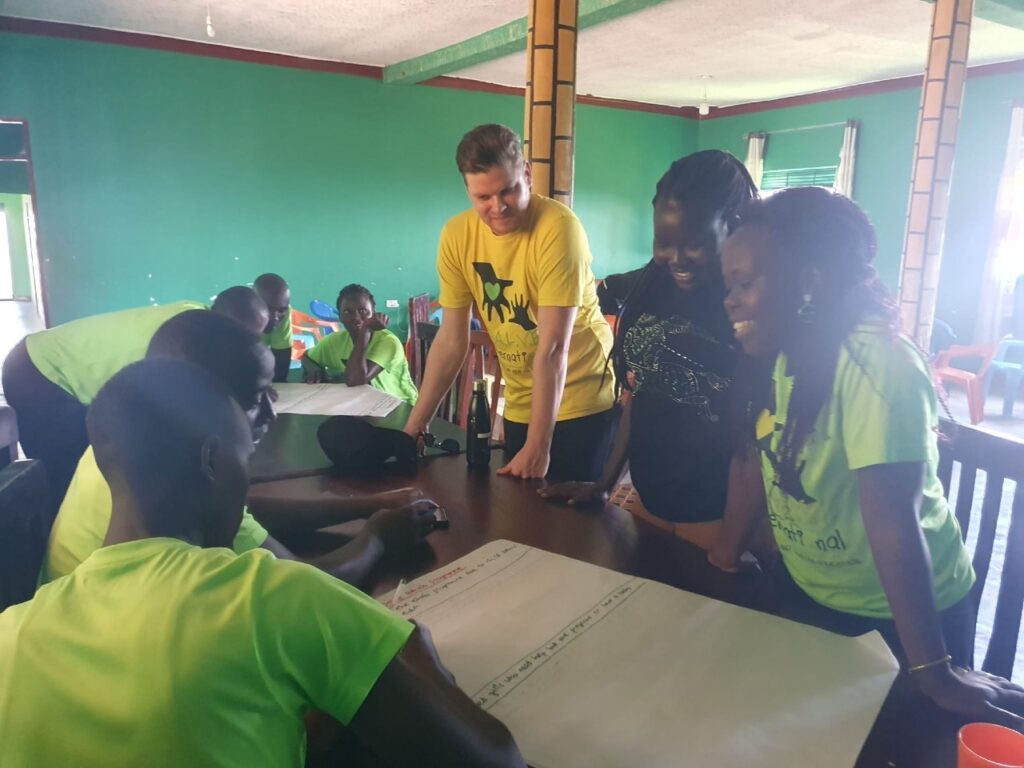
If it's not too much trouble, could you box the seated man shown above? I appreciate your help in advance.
[0,359,524,767]
[41,310,428,587]
[255,272,293,383]
[302,283,419,405]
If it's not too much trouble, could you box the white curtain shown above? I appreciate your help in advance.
[976,104,1024,342]
[834,120,858,198]
[744,133,766,189]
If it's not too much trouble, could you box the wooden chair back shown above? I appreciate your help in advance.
[938,418,1024,678]
[406,294,433,386]
[415,323,501,430]
[0,460,50,611]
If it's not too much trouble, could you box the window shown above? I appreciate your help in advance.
[759,165,839,194]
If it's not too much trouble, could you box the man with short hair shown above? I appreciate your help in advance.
[41,310,430,587]
[404,124,615,481]
[254,272,293,382]
[0,359,525,768]
[211,285,270,335]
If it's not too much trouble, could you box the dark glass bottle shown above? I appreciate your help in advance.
[466,378,491,468]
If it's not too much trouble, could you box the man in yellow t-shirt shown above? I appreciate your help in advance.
[0,359,525,768]
[255,272,293,382]
[404,124,615,481]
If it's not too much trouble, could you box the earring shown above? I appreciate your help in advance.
[797,292,816,324]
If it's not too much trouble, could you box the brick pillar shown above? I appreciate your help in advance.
[523,0,578,205]
[898,0,974,347]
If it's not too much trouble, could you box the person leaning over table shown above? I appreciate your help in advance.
[541,150,758,551]
[0,358,525,768]
[1,292,272,507]
[711,187,1024,728]
[254,271,294,383]
[301,283,418,405]
[403,123,615,482]
[40,309,432,590]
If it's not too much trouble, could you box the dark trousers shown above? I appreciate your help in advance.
[2,338,88,509]
[503,407,617,483]
[769,559,976,668]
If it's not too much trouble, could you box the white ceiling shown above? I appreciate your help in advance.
[6,0,1024,107]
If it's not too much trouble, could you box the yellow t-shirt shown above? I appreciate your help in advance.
[1,539,413,768]
[25,301,206,404]
[438,195,614,423]
[39,446,269,585]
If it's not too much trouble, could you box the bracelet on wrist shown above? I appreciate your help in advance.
[907,654,952,675]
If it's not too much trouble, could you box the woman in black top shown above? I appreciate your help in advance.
[541,151,757,543]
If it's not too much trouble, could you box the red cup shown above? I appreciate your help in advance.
[959,723,1024,767]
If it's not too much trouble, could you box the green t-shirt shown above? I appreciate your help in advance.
[305,329,418,405]
[2,539,413,768]
[757,323,975,618]
[39,446,269,585]
[262,308,293,350]
[25,301,205,404]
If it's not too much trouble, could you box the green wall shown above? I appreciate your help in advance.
[0,32,689,327]
[4,28,1017,339]
[0,193,32,298]
[698,72,1024,340]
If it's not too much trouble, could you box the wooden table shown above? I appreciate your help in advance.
[251,450,965,768]
[249,407,464,483]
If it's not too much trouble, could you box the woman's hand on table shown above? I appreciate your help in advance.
[537,481,607,506]
[916,664,1024,730]
[368,486,426,510]
[497,444,550,479]
[304,368,324,384]
[364,500,439,554]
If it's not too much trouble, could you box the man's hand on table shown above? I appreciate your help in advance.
[497,443,550,480]
[363,500,439,554]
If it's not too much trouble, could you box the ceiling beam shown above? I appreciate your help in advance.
[383,0,672,85]
[921,0,1024,30]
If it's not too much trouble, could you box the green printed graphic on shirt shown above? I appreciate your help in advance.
[757,323,975,619]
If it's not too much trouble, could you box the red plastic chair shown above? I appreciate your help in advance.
[291,308,337,342]
[934,343,998,425]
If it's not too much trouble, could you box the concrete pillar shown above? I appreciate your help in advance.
[898,0,975,347]
[523,0,579,205]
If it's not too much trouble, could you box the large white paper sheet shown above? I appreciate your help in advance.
[386,540,898,768]
[272,383,401,417]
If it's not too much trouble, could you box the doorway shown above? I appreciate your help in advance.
[0,118,47,326]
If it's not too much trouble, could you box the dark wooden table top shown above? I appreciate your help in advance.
[250,451,964,768]
[249,406,464,483]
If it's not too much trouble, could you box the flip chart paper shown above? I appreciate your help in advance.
[272,383,400,417]
[386,540,898,768]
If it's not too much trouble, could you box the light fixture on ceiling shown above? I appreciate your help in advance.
[698,75,712,117]
[206,3,216,38]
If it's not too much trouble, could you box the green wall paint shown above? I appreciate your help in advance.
[698,74,1024,340]
[4,29,1019,340]
[698,90,922,291]
[0,32,689,327]
[0,193,31,298]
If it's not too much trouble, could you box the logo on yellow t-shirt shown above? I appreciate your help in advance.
[473,263,537,332]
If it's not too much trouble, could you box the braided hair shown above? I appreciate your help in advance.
[336,283,375,312]
[611,150,759,390]
[732,187,898,488]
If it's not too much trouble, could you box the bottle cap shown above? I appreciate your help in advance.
[473,378,487,393]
